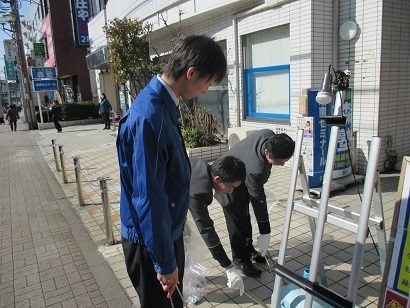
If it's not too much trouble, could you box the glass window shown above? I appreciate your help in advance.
[197,40,229,134]
[243,25,290,120]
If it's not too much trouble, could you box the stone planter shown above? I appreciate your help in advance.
[186,143,229,162]
[38,118,101,130]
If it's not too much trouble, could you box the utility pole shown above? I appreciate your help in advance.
[10,0,36,129]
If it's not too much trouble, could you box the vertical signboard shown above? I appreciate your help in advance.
[307,90,331,187]
[4,56,16,81]
[382,156,410,307]
[3,40,15,61]
[306,89,353,187]
[74,0,90,46]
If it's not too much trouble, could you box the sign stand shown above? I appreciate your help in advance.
[271,91,387,307]
[379,156,410,308]
[31,66,58,129]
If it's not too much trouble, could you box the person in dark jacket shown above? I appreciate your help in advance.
[51,99,63,132]
[99,93,112,130]
[189,156,246,296]
[116,35,227,308]
[6,104,19,131]
[215,130,295,277]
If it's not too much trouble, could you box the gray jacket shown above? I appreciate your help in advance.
[215,129,274,234]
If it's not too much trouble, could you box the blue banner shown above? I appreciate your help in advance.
[33,79,59,92]
[75,0,90,46]
[32,67,57,79]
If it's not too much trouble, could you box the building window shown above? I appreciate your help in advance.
[243,24,290,120]
[197,40,229,134]
[89,0,106,19]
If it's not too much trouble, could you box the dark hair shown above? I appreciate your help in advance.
[164,35,227,84]
[210,156,246,183]
[266,133,295,159]
[101,93,106,99]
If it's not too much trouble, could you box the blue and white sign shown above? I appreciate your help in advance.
[4,56,16,81]
[74,0,90,46]
[33,79,59,92]
[307,90,332,187]
[32,67,57,79]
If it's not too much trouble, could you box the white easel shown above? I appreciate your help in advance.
[271,91,387,307]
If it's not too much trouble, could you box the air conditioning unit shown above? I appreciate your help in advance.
[228,127,256,148]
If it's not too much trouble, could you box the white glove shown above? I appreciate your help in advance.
[226,267,244,296]
[257,233,271,257]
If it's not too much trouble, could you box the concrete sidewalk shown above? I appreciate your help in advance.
[0,121,132,307]
[32,122,400,307]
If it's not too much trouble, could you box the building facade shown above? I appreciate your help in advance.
[87,0,410,173]
[23,0,93,103]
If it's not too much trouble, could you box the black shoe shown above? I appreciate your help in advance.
[233,261,261,277]
[103,128,106,130]
[249,250,266,263]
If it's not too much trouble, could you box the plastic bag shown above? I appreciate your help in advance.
[183,221,210,304]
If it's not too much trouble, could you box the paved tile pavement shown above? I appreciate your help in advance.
[0,121,131,307]
[31,121,400,307]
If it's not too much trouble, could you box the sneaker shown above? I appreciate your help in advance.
[233,260,262,277]
[249,249,266,263]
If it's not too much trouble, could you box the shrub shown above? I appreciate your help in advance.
[180,102,220,148]
[62,101,100,121]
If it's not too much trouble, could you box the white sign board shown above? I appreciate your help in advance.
[3,40,15,62]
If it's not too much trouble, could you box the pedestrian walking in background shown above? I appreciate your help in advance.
[99,93,112,130]
[50,99,63,133]
[6,104,19,131]
[116,35,227,308]
[215,130,295,277]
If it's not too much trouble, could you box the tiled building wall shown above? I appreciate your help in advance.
[338,0,383,172]
[88,0,410,172]
[88,12,107,50]
[379,0,410,169]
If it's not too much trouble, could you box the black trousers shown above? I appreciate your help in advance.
[217,185,254,264]
[102,112,110,128]
[222,204,254,263]
[54,118,62,131]
[122,235,185,308]
[9,121,17,131]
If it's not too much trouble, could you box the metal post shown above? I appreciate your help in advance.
[73,157,85,206]
[304,91,344,308]
[110,111,116,131]
[112,116,116,131]
[58,145,68,184]
[52,139,61,171]
[271,129,304,307]
[11,0,36,129]
[98,177,115,245]
[351,131,358,174]
[347,136,381,303]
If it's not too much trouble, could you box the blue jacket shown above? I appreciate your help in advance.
[116,76,191,275]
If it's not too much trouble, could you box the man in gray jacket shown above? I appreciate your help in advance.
[215,129,294,277]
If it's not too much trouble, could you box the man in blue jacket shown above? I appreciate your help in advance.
[116,35,227,308]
